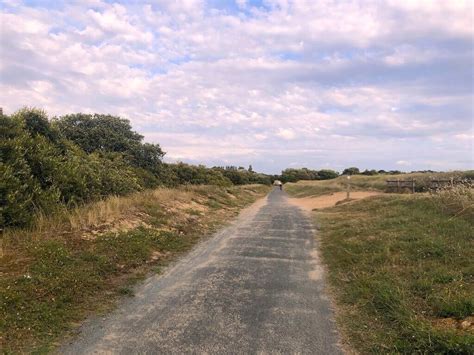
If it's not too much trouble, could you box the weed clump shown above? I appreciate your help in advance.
[430,182,474,222]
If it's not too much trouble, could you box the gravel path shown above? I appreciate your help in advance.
[61,188,342,354]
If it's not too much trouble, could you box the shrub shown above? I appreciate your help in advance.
[1,109,143,228]
[317,169,339,180]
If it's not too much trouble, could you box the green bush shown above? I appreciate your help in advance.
[168,163,232,186]
[1,109,143,228]
[1,112,60,227]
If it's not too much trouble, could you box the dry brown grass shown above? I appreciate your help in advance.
[430,183,474,221]
[0,185,266,257]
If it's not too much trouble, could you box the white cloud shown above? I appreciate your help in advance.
[276,128,296,140]
[396,160,412,166]
[0,0,472,172]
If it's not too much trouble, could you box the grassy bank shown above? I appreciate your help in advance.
[287,178,473,353]
[1,184,270,353]
[285,171,474,198]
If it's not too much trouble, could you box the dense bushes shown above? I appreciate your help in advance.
[1,109,142,228]
[159,163,232,187]
[214,166,273,185]
[152,165,272,187]
[0,108,275,229]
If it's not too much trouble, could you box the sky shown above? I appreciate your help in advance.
[0,0,473,174]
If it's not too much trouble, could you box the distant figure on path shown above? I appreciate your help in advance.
[273,180,283,191]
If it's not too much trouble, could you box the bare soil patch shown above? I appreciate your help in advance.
[288,191,382,211]
[432,316,474,334]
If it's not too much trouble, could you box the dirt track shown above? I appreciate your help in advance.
[288,191,382,211]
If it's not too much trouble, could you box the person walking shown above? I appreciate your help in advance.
[274,180,283,191]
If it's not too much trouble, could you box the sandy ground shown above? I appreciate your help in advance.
[288,191,382,211]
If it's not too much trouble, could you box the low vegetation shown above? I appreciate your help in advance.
[287,176,474,353]
[285,171,474,197]
[1,184,270,353]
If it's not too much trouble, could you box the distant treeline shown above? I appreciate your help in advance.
[279,168,339,183]
[0,108,272,228]
[278,167,415,183]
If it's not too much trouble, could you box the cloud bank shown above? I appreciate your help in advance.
[1,0,472,172]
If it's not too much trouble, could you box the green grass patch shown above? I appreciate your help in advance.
[315,194,474,353]
[1,228,188,352]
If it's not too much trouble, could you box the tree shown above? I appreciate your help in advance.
[19,107,60,142]
[342,167,360,175]
[361,169,378,176]
[317,169,339,180]
[53,113,164,170]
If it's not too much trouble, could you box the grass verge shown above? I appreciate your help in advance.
[1,184,270,353]
[311,192,473,353]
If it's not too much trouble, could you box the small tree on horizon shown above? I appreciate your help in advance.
[342,167,360,175]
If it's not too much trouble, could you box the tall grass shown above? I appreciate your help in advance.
[430,183,474,222]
